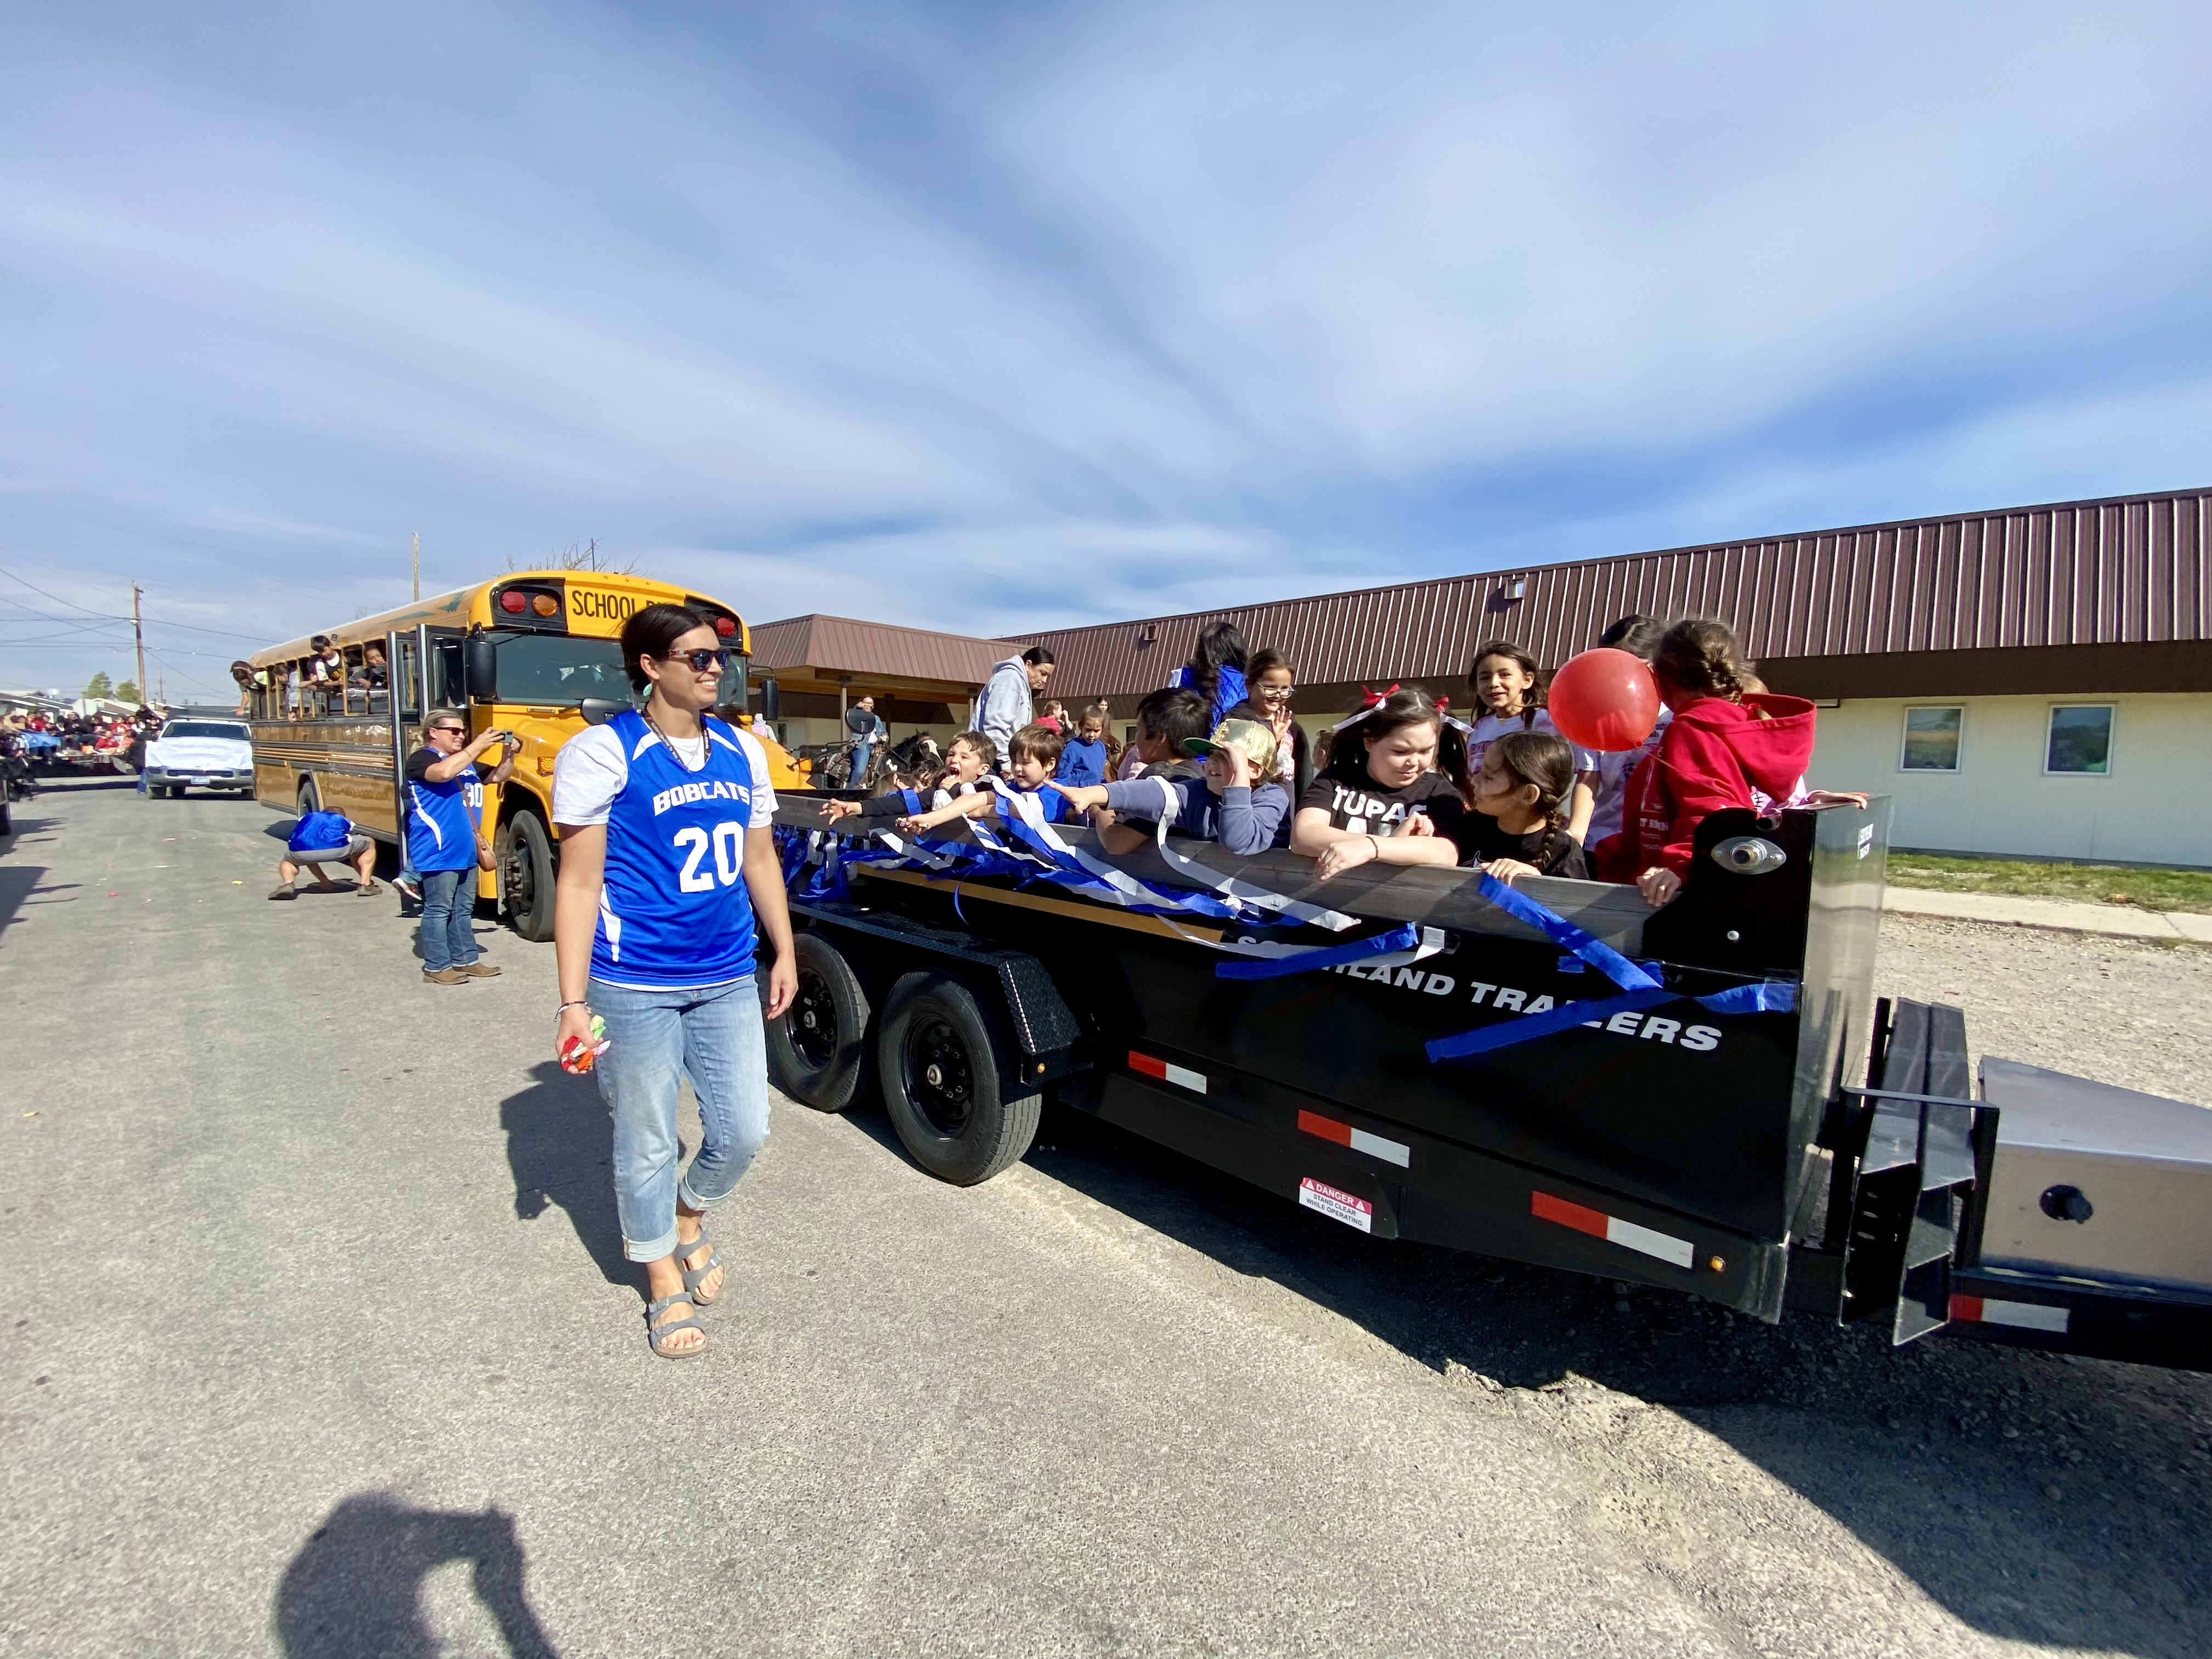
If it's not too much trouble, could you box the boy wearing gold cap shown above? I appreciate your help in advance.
[1048,716,1290,855]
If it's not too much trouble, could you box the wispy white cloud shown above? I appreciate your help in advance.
[0,1,2207,698]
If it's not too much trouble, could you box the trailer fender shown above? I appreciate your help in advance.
[790,899,1085,1083]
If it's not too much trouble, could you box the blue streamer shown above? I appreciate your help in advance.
[1214,923,1420,980]
[1475,872,1657,991]
[1426,978,1796,1063]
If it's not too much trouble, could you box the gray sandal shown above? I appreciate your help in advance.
[678,1229,724,1305]
[645,1291,706,1359]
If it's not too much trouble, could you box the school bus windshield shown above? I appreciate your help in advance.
[490,634,637,704]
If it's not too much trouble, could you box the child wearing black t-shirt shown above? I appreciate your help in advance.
[1291,686,1471,881]
[1446,729,1590,883]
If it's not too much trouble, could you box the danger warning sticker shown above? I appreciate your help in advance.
[1297,1176,1374,1233]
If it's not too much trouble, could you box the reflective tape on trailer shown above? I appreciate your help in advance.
[1530,1189,1696,1270]
[1127,1051,1207,1094]
[1948,1294,2070,1334]
[1295,1109,1411,1168]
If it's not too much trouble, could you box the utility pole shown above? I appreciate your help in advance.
[412,532,421,601]
[132,584,148,705]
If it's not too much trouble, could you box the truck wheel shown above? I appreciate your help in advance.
[877,972,1039,1185]
[296,779,321,816]
[500,810,557,943]
[765,934,873,1112]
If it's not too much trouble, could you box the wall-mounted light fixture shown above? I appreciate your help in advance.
[1504,577,1526,601]
[1138,622,1159,645]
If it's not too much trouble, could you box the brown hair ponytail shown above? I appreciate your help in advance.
[1653,618,1751,703]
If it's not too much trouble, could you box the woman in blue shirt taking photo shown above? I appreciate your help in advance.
[551,605,798,1359]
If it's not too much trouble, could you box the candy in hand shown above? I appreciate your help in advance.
[559,1015,611,1075]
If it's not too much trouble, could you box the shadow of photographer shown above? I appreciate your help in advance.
[273,1493,557,1658]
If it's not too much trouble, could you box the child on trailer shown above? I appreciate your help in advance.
[816,729,994,827]
[1464,639,1599,842]
[1291,685,1469,879]
[895,723,1075,834]
[1593,618,1822,907]
[1432,730,1591,881]
[1054,700,1118,787]
[1047,716,1290,856]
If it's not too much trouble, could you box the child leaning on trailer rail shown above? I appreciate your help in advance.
[1048,717,1291,856]
[817,730,994,827]
[894,723,1076,835]
[1592,618,1864,907]
[1290,685,1469,881]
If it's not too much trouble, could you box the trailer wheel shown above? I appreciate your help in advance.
[765,934,873,1113]
[877,971,1039,1186]
[499,809,556,943]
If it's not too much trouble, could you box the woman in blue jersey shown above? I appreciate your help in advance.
[551,605,798,1359]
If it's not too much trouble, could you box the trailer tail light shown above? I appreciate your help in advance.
[1127,1050,1206,1093]
[1948,1294,2069,1334]
[1296,1109,1410,1168]
[1530,1189,1696,1271]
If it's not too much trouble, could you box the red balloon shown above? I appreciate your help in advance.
[1546,648,1661,752]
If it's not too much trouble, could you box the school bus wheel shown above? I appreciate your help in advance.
[877,970,1040,1186]
[499,808,557,944]
[764,933,874,1114]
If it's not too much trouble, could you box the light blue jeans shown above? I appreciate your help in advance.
[417,868,479,973]
[590,975,771,1262]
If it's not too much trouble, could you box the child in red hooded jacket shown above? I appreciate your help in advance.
[1593,619,1818,907]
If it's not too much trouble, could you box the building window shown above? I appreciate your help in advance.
[1900,706,1962,771]
[2045,705,2114,775]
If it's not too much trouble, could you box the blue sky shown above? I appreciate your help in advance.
[3,2,2209,701]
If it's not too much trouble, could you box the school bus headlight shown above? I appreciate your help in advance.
[531,592,560,617]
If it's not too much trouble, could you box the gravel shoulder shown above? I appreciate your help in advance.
[1876,914,2212,1108]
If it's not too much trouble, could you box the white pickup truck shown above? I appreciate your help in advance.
[142,718,256,799]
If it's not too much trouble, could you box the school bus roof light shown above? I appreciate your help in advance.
[499,590,529,614]
[714,614,737,637]
[531,592,560,618]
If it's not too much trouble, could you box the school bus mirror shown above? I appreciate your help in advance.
[759,677,781,725]
[465,635,499,701]
[579,698,626,727]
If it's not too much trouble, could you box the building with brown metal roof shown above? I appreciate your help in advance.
[747,613,1006,747]
[1011,487,2210,867]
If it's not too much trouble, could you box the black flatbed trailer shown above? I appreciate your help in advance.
[767,793,2212,1373]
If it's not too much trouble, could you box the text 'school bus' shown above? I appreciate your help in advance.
[767,794,2212,1373]
[245,571,801,941]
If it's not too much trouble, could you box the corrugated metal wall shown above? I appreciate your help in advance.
[1016,489,2210,696]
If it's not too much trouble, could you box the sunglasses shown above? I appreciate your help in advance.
[430,725,466,737]
[659,648,731,673]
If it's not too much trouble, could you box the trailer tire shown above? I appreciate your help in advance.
[765,934,873,1113]
[877,971,1039,1186]
[499,809,556,943]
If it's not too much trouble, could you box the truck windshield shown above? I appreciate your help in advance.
[488,635,632,705]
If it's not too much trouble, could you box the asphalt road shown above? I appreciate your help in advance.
[2,777,2207,1658]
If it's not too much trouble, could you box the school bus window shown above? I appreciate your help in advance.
[491,634,633,704]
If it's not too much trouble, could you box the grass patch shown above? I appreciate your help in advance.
[1887,853,2212,913]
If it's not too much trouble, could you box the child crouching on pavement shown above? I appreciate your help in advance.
[895,723,1075,834]
[817,729,994,827]
[1049,716,1290,855]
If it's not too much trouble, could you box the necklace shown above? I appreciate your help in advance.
[642,709,707,773]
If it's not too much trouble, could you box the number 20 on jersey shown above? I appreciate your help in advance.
[673,822,745,891]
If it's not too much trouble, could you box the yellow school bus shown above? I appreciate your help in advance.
[245,571,802,941]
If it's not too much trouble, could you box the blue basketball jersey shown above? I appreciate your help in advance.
[405,755,482,873]
[592,710,759,989]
